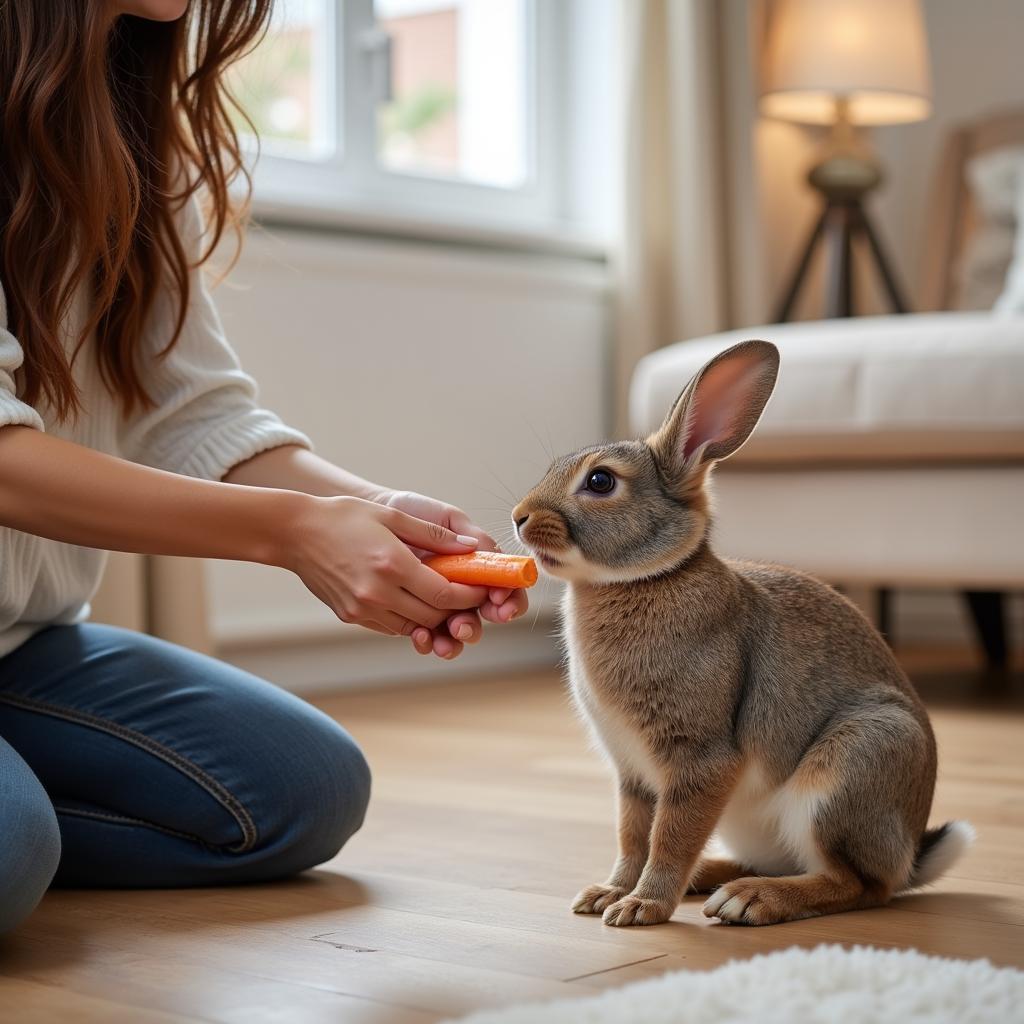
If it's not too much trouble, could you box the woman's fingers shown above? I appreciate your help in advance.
[432,631,463,659]
[446,609,482,644]
[411,627,433,654]
[445,507,492,543]
[361,619,400,637]
[388,588,449,629]
[410,620,476,658]
[385,507,479,554]
[366,608,419,636]
[409,626,463,659]
[478,601,503,623]
[504,589,529,619]
[480,589,528,624]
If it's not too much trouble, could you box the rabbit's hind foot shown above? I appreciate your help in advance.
[702,870,890,926]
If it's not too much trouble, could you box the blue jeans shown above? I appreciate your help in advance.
[0,624,371,934]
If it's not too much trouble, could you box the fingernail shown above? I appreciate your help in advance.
[456,534,478,546]
[455,624,472,640]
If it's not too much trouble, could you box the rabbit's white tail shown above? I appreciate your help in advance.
[904,821,976,890]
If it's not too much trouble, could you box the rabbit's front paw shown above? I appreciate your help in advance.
[572,884,627,915]
[602,894,674,927]
[702,878,776,925]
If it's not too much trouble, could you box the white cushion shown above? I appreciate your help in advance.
[629,312,1024,463]
[994,150,1024,313]
[957,146,1023,311]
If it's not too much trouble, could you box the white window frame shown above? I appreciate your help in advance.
[246,0,572,240]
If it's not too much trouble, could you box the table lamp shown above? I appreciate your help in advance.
[760,0,932,321]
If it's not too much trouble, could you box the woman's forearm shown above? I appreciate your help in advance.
[223,445,391,502]
[0,426,306,567]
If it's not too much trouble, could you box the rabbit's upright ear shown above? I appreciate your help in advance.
[648,340,779,481]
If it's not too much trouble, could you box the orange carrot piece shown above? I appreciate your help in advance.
[425,552,538,589]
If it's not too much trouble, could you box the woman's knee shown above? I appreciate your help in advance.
[241,706,372,877]
[0,766,61,934]
[284,720,372,869]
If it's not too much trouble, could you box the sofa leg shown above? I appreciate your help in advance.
[963,591,1008,669]
[876,588,892,644]
[841,585,893,644]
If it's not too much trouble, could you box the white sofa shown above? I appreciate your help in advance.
[630,312,1024,658]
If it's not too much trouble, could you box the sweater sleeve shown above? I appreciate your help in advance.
[0,281,46,433]
[125,195,311,480]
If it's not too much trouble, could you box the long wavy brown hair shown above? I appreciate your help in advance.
[0,0,273,421]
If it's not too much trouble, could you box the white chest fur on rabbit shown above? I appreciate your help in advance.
[563,588,829,879]
[562,590,663,795]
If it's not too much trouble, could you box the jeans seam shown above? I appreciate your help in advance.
[0,691,258,853]
[52,804,212,846]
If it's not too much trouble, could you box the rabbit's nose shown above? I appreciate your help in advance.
[515,514,529,531]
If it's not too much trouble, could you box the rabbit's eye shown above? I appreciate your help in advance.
[584,469,616,494]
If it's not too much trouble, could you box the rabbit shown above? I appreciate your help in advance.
[511,339,974,927]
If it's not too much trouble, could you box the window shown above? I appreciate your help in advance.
[229,0,612,241]
[230,0,333,157]
[375,0,528,188]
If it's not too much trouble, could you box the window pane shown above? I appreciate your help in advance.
[375,0,529,188]
[229,0,332,155]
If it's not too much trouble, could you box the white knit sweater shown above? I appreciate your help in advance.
[0,197,310,657]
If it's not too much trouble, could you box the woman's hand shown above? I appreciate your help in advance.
[221,448,528,659]
[285,495,490,640]
[382,490,530,659]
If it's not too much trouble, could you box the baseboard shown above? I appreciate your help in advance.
[217,615,563,694]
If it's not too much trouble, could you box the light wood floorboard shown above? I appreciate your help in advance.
[1,651,1022,1022]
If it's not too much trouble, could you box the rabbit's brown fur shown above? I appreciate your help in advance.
[512,340,973,927]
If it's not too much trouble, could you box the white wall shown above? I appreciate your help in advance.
[208,227,609,686]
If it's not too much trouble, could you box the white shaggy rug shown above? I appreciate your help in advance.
[446,944,1024,1024]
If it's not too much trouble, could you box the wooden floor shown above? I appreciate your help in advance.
[2,649,1023,1023]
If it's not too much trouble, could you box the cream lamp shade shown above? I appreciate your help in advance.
[761,0,932,126]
